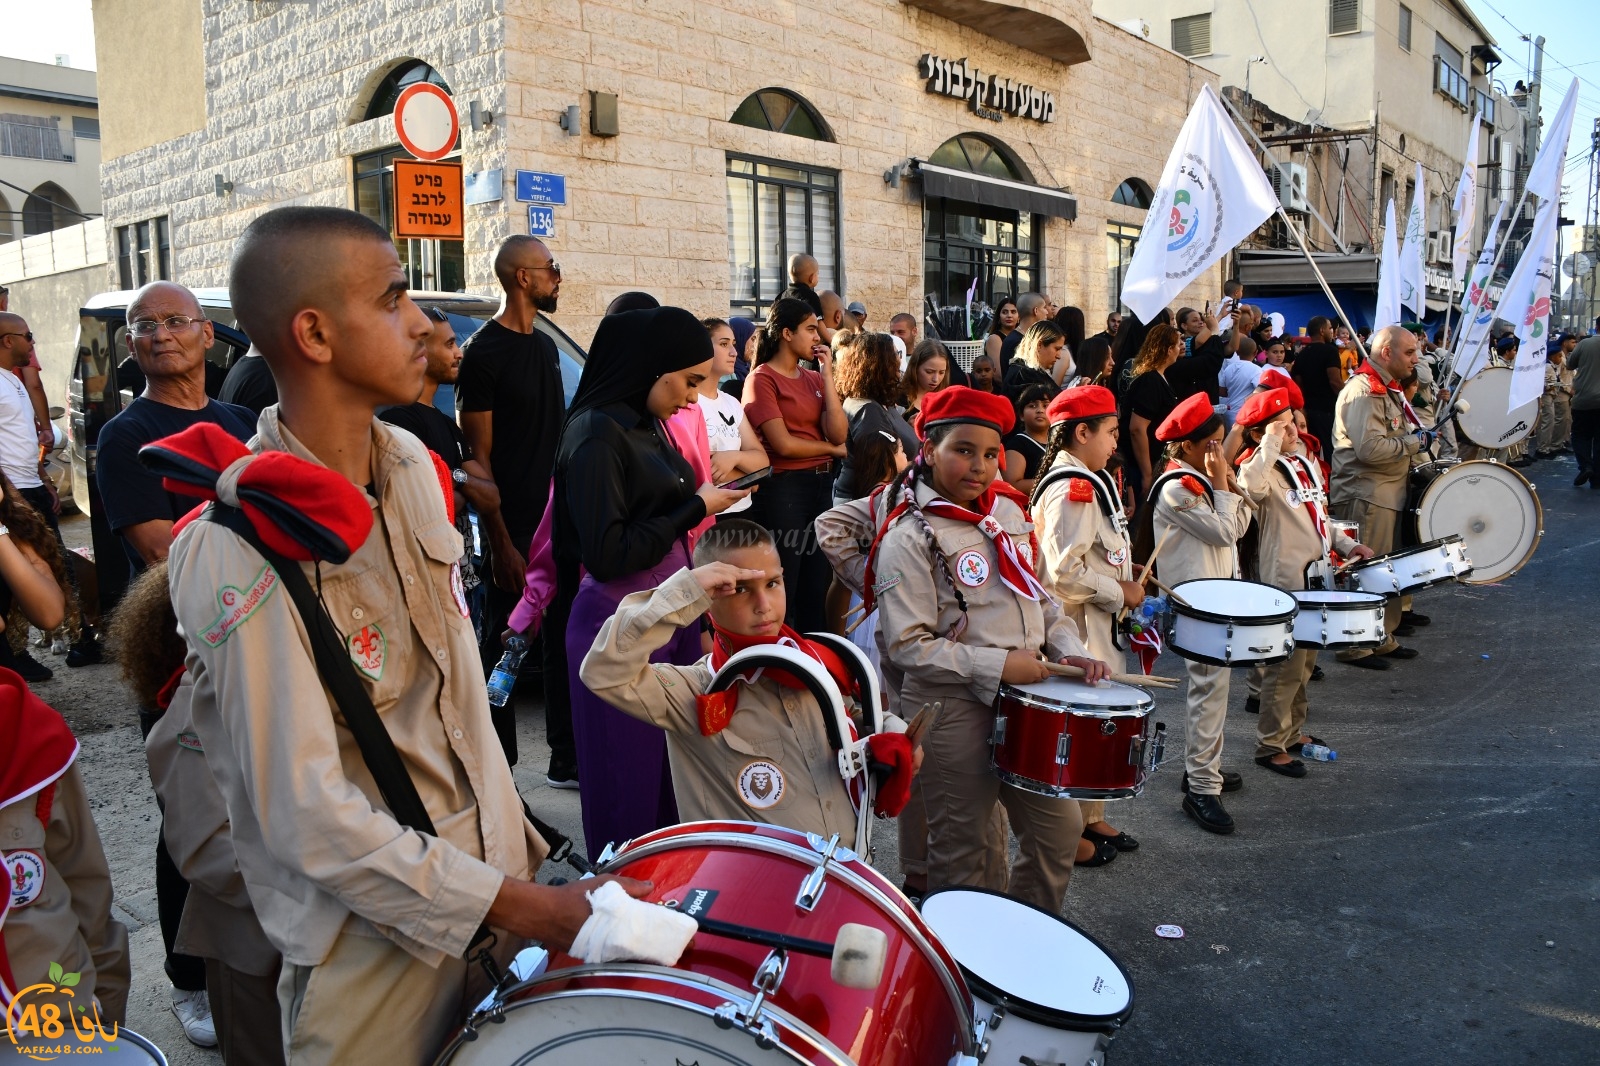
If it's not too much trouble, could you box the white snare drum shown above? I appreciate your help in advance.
[1167,579,1298,667]
[0,1029,170,1063]
[1290,590,1387,648]
[921,888,1134,1066]
[1413,459,1542,584]
[1455,367,1540,449]
[1337,537,1471,595]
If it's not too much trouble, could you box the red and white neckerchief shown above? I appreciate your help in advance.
[920,495,1052,602]
[1279,451,1329,543]
[1356,361,1420,428]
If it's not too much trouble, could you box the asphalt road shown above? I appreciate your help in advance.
[53,453,1600,1065]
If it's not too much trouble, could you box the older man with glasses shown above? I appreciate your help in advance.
[93,280,257,1050]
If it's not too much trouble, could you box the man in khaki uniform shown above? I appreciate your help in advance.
[1330,325,1426,669]
[582,521,914,848]
[166,207,642,1065]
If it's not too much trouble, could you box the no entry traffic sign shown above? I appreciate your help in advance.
[393,83,459,162]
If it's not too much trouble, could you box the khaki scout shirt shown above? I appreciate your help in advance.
[1036,453,1131,660]
[1330,362,1422,511]
[580,568,864,848]
[167,408,545,969]
[145,678,280,977]
[814,493,909,716]
[1152,463,1252,587]
[1236,438,1357,591]
[0,764,130,1025]
[875,481,1087,708]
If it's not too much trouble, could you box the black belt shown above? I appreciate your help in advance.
[776,462,834,476]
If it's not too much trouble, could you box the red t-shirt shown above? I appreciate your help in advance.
[743,364,828,471]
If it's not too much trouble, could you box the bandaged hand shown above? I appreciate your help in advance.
[570,880,698,965]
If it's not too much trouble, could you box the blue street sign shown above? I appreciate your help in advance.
[515,170,567,205]
[527,205,556,238]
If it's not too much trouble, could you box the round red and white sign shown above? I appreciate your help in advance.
[393,83,459,162]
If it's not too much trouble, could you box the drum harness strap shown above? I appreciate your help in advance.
[1035,465,1133,652]
[203,505,588,997]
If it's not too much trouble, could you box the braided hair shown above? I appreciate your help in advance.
[1030,414,1118,508]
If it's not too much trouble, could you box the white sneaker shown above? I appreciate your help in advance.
[171,987,218,1048]
[50,636,68,655]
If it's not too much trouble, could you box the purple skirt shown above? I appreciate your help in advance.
[566,541,699,860]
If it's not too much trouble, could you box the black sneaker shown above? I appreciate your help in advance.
[66,635,102,668]
[1310,664,1325,682]
[545,753,579,791]
[1243,696,1260,714]
[1575,471,1591,486]
[11,650,52,683]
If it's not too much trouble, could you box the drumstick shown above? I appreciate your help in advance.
[1139,528,1178,587]
[1148,577,1190,608]
[844,609,873,636]
[1041,661,1180,689]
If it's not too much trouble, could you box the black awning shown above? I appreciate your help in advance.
[915,161,1078,221]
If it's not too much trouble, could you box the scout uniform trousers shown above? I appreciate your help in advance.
[1257,647,1317,757]
[922,695,1080,913]
[1332,499,1402,662]
[1183,661,1232,796]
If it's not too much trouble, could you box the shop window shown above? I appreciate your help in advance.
[364,60,452,122]
[921,135,1040,316]
[726,154,840,319]
[730,90,832,141]
[1107,222,1141,313]
[1112,178,1154,209]
[1171,14,1212,58]
[353,145,465,291]
[114,215,169,288]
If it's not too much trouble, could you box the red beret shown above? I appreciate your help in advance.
[1155,392,1218,442]
[917,385,1015,437]
[1047,385,1117,426]
[1237,388,1292,428]
[1259,368,1304,410]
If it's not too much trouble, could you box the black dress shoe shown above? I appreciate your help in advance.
[1083,827,1140,852]
[1243,696,1260,714]
[1344,655,1391,671]
[10,651,52,683]
[1075,839,1119,867]
[1310,664,1325,682]
[1575,471,1591,486]
[1400,610,1430,627]
[1395,623,1416,637]
[1380,645,1420,660]
[1256,755,1308,778]
[1182,793,1236,834]
[1182,770,1242,793]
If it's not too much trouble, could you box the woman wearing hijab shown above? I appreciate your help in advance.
[555,306,751,858]
[721,317,759,399]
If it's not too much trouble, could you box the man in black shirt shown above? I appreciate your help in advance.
[457,236,571,780]
[1292,316,1345,447]
[778,252,824,318]
[218,346,279,415]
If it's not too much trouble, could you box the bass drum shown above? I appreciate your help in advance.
[1412,459,1542,584]
[1454,367,1539,449]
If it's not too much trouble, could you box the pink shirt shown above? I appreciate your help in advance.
[663,404,715,555]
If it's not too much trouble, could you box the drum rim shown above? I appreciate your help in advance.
[1168,579,1298,625]
[919,886,1136,1032]
[597,822,977,1049]
[993,766,1144,800]
[1340,536,1465,572]
[1454,367,1540,448]
[1290,590,1386,608]
[437,966,833,1065]
[1415,460,1543,584]
[996,681,1154,717]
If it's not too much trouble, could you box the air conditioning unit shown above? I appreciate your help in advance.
[1427,232,1452,264]
[1273,162,1309,213]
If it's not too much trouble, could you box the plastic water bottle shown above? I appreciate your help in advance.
[487,635,529,708]
[1299,743,1337,762]
[1125,594,1168,636]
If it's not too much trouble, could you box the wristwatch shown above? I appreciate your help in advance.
[451,468,469,486]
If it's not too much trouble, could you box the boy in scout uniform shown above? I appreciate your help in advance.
[1235,389,1374,779]
[580,519,917,850]
[162,207,645,1065]
[870,387,1110,913]
[1033,385,1145,863]
[1,668,129,1030]
[1146,392,1253,834]
[1329,325,1429,670]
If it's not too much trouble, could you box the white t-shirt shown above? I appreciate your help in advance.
[1218,355,1267,426]
[698,391,752,513]
[0,370,41,489]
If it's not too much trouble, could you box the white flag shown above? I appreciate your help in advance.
[1374,199,1402,331]
[1120,83,1280,323]
[1455,199,1508,380]
[1524,78,1579,204]
[1451,114,1481,281]
[1504,199,1560,411]
[1400,163,1428,319]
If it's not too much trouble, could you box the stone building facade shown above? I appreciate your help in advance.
[93,0,1221,345]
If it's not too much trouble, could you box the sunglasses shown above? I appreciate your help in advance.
[0,332,31,343]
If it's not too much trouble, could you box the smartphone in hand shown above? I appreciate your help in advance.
[718,466,773,491]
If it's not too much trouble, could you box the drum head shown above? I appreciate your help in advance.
[1455,368,1539,449]
[0,1028,170,1063]
[1002,677,1153,712]
[920,888,1133,1031]
[1292,589,1385,608]
[1170,579,1297,622]
[1415,461,1542,583]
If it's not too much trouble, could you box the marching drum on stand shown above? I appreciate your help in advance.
[1405,459,1542,584]
[1453,367,1540,451]
[990,677,1162,800]
[1335,536,1472,596]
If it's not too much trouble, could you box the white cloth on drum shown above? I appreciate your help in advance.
[570,881,697,965]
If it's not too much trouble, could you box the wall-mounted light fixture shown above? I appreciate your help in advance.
[882,160,910,188]
[558,104,581,137]
[214,174,234,197]
[469,100,494,131]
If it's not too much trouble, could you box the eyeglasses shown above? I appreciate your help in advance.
[0,332,31,343]
[128,315,205,337]
[527,261,561,276]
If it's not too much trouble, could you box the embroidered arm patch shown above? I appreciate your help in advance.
[1068,479,1095,503]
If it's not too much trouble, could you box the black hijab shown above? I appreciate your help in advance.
[565,306,713,423]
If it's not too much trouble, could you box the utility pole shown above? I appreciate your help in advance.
[1589,119,1600,333]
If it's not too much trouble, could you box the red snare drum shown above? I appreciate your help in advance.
[991,678,1161,800]
[436,821,977,1066]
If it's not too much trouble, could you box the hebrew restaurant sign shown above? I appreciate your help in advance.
[918,53,1056,124]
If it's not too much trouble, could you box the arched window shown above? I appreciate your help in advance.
[22,183,79,236]
[730,89,831,141]
[363,60,452,122]
[1112,178,1154,209]
[928,133,1030,182]
[0,193,12,244]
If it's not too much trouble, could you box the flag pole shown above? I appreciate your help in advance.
[1271,202,1371,363]
[1221,93,1353,255]
[1442,182,1533,391]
